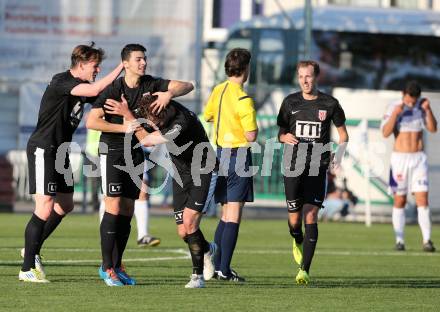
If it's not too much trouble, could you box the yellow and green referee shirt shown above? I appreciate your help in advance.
[203,80,257,148]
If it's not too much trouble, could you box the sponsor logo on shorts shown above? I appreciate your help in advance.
[195,201,204,206]
[109,183,123,195]
[287,200,301,212]
[48,183,57,193]
[174,210,184,224]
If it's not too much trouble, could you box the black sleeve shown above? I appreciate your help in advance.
[145,76,170,93]
[161,123,184,141]
[85,96,98,104]
[277,98,290,128]
[277,99,292,141]
[56,76,83,96]
[91,83,118,109]
[332,101,346,127]
[277,97,291,129]
[160,111,188,139]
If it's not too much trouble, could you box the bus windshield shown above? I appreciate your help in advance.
[312,30,440,91]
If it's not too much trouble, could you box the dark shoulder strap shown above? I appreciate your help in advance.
[215,83,229,146]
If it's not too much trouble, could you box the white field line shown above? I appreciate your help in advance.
[0,248,190,265]
[0,248,438,265]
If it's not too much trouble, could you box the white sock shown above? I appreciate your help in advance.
[134,200,149,240]
[99,199,105,223]
[392,207,405,244]
[417,206,431,243]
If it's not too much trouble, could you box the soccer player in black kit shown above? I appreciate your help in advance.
[86,44,194,286]
[19,43,124,283]
[104,93,217,288]
[277,61,348,284]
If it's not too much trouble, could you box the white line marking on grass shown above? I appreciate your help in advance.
[0,247,187,253]
[0,248,190,265]
[236,250,440,257]
[1,247,438,266]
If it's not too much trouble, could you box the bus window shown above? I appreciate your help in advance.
[256,29,287,85]
[215,29,253,83]
[225,29,252,51]
[313,30,440,91]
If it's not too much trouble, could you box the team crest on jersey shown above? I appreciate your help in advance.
[318,110,327,121]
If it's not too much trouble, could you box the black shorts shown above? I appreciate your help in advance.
[99,148,144,200]
[173,160,213,225]
[283,165,328,212]
[27,145,74,195]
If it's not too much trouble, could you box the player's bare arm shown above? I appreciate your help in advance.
[336,124,349,144]
[245,129,258,142]
[279,133,299,145]
[332,125,349,169]
[151,80,194,113]
[382,103,404,138]
[71,62,124,97]
[421,99,438,133]
[104,95,167,146]
[86,107,128,133]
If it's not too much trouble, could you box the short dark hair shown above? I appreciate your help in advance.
[137,94,176,129]
[224,48,251,77]
[403,80,421,97]
[121,44,147,61]
[296,60,320,77]
[70,42,105,68]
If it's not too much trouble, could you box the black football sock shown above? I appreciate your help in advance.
[36,210,64,255]
[22,214,46,271]
[288,221,304,245]
[302,223,318,273]
[114,215,132,268]
[186,229,205,275]
[100,212,118,270]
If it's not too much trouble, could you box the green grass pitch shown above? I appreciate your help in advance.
[1,213,439,311]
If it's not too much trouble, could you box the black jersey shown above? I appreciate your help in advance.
[28,71,91,149]
[159,101,212,165]
[92,75,169,150]
[277,91,346,167]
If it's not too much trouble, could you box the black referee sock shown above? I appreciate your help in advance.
[288,222,304,245]
[100,212,118,270]
[220,222,240,276]
[114,215,132,268]
[302,223,318,273]
[186,229,205,275]
[22,214,46,271]
[214,220,226,271]
[36,210,64,255]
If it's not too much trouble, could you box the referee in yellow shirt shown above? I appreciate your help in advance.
[203,48,258,282]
